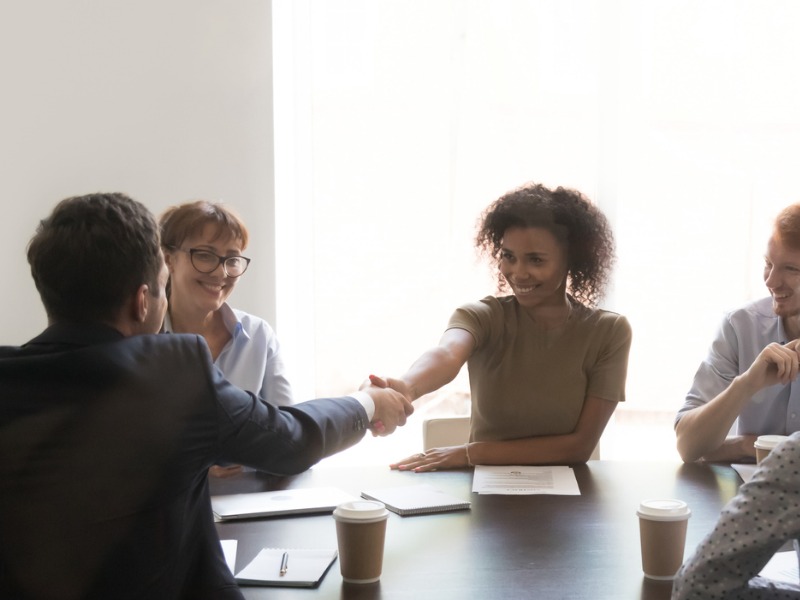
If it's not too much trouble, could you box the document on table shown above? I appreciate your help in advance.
[731,463,758,484]
[221,539,238,574]
[759,550,799,585]
[235,548,338,587]
[219,541,338,587]
[472,465,580,495]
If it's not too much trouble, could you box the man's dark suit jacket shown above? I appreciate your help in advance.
[0,322,371,599]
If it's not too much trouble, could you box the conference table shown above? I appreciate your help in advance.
[211,461,743,600]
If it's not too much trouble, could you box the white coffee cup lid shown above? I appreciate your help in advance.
[332,500,388,522]
[636,499,691,521]
[754,435,789,450]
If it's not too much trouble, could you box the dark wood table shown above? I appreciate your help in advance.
[211,461,742,600]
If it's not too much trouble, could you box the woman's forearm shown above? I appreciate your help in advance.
[400,346,465,401]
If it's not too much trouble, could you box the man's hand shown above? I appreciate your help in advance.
[696,435,758,463]
[740,340,800,393]
[365,374,414,402]
[363,386,414,436]
[677,340,800,463]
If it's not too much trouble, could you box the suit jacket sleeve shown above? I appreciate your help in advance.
[195,336,369,474]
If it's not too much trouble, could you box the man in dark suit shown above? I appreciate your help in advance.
[0,192,413,599]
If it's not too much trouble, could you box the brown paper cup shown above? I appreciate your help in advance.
[754,435,789,463]
[333,500,389,584]
[637,499,691,580]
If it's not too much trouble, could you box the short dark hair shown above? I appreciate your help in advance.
[475,182,615,307]
[27,193,162,323]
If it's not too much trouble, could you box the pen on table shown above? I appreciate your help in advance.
[279,551,289,576]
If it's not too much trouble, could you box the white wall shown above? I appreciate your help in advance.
[0,0,276,344]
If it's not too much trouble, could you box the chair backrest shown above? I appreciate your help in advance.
[422,416,471,451]
[421,416,600,459]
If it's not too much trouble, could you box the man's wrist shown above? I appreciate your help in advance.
[349,390,375,421]
[732,373,760,397]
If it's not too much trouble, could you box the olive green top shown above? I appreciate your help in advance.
[447,296,632,442]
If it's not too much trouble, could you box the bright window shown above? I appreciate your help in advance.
[274,1,800,463]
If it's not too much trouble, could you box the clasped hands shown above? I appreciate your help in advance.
[363,375,469,471]
[361,374,415,437]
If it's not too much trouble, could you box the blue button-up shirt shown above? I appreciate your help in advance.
[164,303,293,407]
[677,297,800,435]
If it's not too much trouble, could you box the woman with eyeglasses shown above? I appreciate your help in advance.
[159,200,293,476]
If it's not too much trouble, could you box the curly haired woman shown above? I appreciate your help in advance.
[370,182,632,471]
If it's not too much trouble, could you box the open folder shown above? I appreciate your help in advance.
[211,487,358,521]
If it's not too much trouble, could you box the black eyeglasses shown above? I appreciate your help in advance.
[174,248,251,278]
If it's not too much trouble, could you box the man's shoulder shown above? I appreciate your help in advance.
[120,332,212,363]
[0,345,20,358]
[730,297,775,320]
[131,331,205,348]
[722,298,779,335]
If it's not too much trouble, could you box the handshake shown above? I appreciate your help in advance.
[360,374,414,437]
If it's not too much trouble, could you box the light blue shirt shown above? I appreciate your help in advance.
[677,297,800,436]
[163,303,293,407]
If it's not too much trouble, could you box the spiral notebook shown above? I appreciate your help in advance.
[234,548,338,588]
[360,484,471,516]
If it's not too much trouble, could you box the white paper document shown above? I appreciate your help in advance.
[759,550,799,585]
[731,463,758,484]
[472,465,580,495]
[234,548,338,587]
[220,539,238,574]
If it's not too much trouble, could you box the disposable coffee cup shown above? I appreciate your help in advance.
[754,435,789,463]
[332,500,389,584]
[637,499,691,580]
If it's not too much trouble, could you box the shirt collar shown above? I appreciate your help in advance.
[162,303,247,340]
[219,303,246,340]
[778,316,789,345]
[25,321,125,348]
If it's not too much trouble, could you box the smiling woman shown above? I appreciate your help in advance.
[365,182,632,472]
[497,226,570,323]
[159,201,295,476]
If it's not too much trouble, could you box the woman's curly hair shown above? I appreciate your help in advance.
[475,182,615,307]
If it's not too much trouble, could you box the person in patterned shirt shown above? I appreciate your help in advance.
[672,432,800,599]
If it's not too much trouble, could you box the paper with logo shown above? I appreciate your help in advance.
[472,465,580,495]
